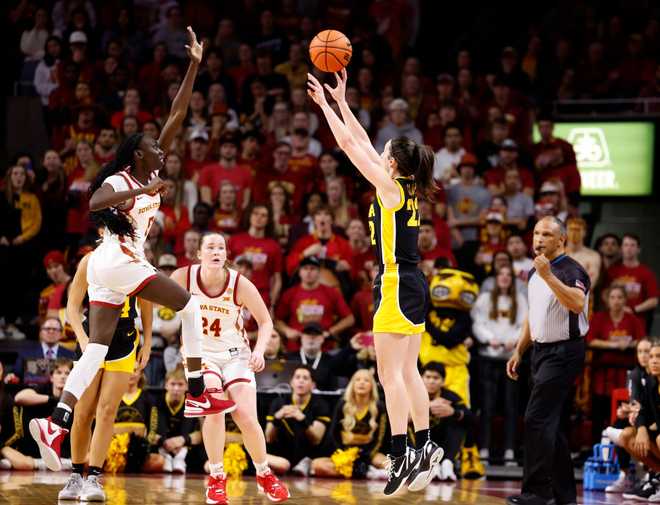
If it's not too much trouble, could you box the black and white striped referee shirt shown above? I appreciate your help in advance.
[528,254,591,343]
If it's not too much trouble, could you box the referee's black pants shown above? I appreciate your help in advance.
[522,339,585,503]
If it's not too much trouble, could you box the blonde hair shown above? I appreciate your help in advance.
[341,369,380,436]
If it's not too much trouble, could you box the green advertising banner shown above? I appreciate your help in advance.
[533,122,655,196]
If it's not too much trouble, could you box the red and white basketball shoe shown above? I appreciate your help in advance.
[206,474,228,505]
[28,417,69,471]
[184,390,236,418]
[256,471,290,502]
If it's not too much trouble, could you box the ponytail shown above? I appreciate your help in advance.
[89,133,144,239]
[390,137,439,201]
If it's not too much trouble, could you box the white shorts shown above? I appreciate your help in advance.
[197,346,255,391]
[87,242,157,307]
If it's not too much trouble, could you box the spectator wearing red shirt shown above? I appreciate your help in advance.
[346,219,374,285]
[275,256,355,352]
[38,251,71,324]
[93,126,117,166]
[532,115,581,207]
[184,127,211,181]
[483,139,535,197]
[65,141,99,243]
[159,177,191,252]
[286,206,354,279]
[418,219,456,277]
[228,204,282,307]
[212,181,242,235]
[110,88,154,129]
[257,142,312,211]
[605,234,658,331]
[199,131,253,210]
[176,229,201,268]
[137,42,168,108]
[475,210,509,278]
[287,129,318,197]
[587,285,646,440]
[351,263,379,332]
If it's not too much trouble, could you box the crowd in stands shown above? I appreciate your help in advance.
[1,0,659,482]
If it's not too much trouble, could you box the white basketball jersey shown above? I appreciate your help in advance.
[102,169,161,254]
[187,265,249,353]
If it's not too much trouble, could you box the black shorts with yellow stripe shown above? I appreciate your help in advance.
[78,324,139,374]
[372,264,428,335]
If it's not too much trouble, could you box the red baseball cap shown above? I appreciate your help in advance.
[43,250,65,269]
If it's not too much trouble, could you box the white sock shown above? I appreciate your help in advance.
[174,447,188,462]
[64,343,108,399]
[254,461,270,476]
[209,462,224,477]
[178,296,202,359]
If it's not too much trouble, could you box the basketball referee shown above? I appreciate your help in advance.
[505,217,591,505]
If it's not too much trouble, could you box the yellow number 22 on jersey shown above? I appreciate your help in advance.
[406,198,419,227]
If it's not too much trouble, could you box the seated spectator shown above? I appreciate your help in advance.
[266,365,330,475]
[176,229,201,268]
[184,127,211,182]
[472,265,526,465]
[480,250,528,297]
[604,234,658,332]
[266,101,292,144]
[153,368,203,474]
[119,114,139,142]
[20,7,50,62]
[484,139,535,197]
[268,182,294,248]
[476,117,511,173]
[2,358,73,470]
[588,285,646,439]
[38,250,71,324]
[433,123,465,184]
[314,151,350,197]
[285,323,341,391]
[212,181,242,235]
[566,217,601,287]
[326,177,357,231]
[474,210,509,279]
[286,206,354,288]
[287,126,319,179]
[374,98,423,152]
[500,167,534,231]
[200,132,253,210]
[7,317,75,386]
[110,367,160,473]
[417,362,473,481]
[184,90,208,130]
[238,129,264,175]
[275,256,354,352]
[506,234,533,282]
[419,219,455,276]
[311,369,388,479]
[602,337,651,493]
[447,154,491,270]
[228,204,282,306]
[618,342,660,481]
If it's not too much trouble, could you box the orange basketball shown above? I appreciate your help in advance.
[309,30,352,73]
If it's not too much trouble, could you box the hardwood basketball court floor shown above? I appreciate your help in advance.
[0,472,625,504]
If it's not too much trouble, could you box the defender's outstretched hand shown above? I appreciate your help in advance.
[185,26,204,64]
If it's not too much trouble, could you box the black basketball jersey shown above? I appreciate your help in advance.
[368,177,420,267]
[117,296,138,331]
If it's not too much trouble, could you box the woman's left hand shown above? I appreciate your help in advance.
[323,68,348,103]
[307,73,329,107]
[185,26,204,65]
[137,342,151,371]
[249,350,265,372]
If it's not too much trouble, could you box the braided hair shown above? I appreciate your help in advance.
[89,133,144,239]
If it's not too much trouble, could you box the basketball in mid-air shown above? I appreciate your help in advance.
[309,30,352,72]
